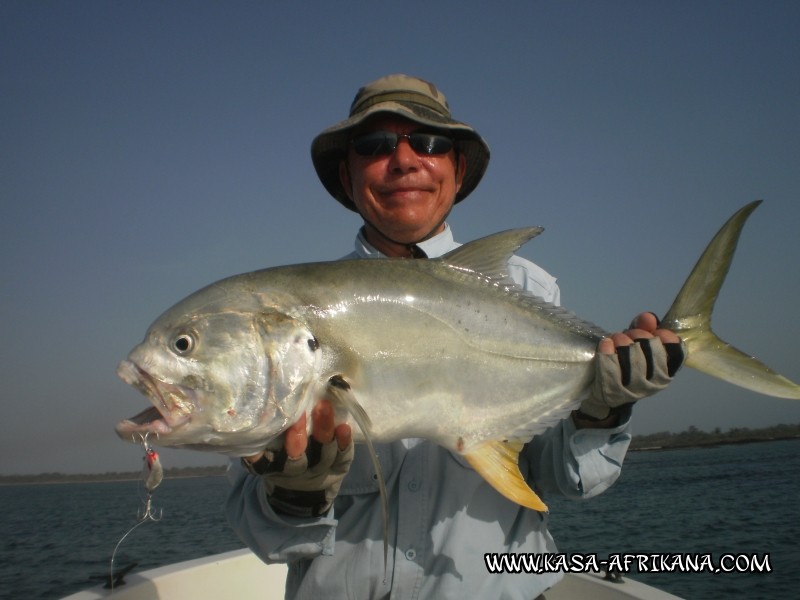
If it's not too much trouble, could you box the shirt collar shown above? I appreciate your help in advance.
[353,224,458,259]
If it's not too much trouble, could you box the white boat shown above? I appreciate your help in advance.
[62,548,683,599]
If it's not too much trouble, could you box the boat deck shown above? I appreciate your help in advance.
[62,548,683,599]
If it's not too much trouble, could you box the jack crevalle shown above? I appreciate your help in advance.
[116,201,800,513]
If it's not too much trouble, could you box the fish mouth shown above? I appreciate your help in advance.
[115,360,194,439]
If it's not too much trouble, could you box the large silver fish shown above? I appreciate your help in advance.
[116,201,800,512]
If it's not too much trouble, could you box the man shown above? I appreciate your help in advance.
[226,74,683,599]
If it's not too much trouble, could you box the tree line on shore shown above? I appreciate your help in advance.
[3,422,799,484]
[628,421,799,450]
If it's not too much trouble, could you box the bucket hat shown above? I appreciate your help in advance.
[311,74,490,211]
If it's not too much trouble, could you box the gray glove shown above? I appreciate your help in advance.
[242,436,354,518]
[580,336,685,420]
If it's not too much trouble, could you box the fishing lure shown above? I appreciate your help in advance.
[109,434,164,590]
[143,447,163,494]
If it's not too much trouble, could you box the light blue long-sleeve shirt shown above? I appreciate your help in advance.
[226,225,632,599]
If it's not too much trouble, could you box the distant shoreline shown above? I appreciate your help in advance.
[630,433,800,452]
[627,422,799,452]
[0,466,228,486]
[3,424,799,485]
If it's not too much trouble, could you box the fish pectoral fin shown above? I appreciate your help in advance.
[324,376,388,576]
[327,375,373,429]
[464,440,548,512]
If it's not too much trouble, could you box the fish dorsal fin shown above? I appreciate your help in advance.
[441,228,544,282]
[441,226,609,348]
[464,440,548,512]
[324,376,389,579]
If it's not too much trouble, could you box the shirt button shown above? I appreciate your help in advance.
[405,549,416,560]
[407,480,420,492]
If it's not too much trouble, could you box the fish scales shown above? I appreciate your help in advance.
[276,259,595,441]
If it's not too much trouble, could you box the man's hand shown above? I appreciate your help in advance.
[243,399,353,518]
[575,312,685,427]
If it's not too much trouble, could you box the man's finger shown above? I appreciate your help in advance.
[311,400,336,444]
[653,328,681,344]
[598,337,615,355]
[631,312,659,332]
[624,328,654,340]
[610,332,634,347]
[284,413,308,459]
[334,423,352,451]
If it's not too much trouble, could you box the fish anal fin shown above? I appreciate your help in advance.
[464,440,548,512]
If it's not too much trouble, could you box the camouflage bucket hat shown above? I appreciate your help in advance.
[311,74,491,211]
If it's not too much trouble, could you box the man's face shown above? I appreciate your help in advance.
[339,116,466,249]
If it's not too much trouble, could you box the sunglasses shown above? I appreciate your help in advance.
[351,131,454,157]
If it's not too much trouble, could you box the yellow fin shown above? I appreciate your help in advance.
[464,440,548,512]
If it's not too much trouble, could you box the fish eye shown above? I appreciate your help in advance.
[171,333,195,355]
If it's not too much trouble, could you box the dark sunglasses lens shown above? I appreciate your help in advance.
[352,131,454,156]
[409,133,453,155]
[352,132,396,156]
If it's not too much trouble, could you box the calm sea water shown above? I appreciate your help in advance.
[2,439,798,599]
[546,438,800,599]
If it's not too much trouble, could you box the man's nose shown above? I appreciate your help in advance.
[388,137,419,171]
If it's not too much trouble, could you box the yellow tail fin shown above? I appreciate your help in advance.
[464,440,548,512]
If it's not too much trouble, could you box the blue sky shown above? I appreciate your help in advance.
[2,1,799,474]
